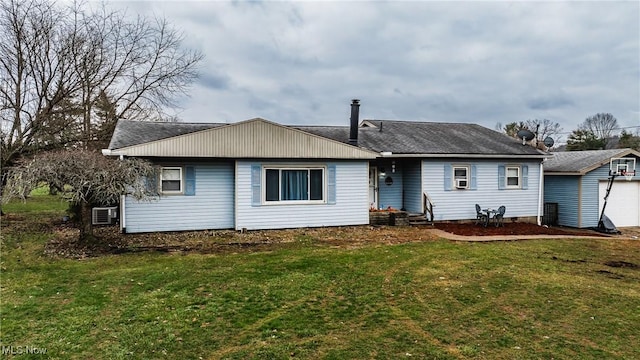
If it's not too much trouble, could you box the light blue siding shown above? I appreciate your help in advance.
[378,161,403,210]
[403,161,422,213]
[544,175,580,227]
[124,162,235,233]
[581,164,613,228]
[545,164,634,228]
[236,160,369,230]
[423,160,542,221]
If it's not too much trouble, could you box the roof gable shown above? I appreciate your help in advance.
[108,118,377,159]
[544,149,640,175]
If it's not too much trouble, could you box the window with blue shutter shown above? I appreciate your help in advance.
[499,164,527,190]
[160,167,183,194]
[184,166,196,196]
[262,166,330,204]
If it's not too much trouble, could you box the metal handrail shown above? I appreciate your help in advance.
[423,192,434,222]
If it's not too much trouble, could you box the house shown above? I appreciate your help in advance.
[104,101,548,233]
[543,149,640,228]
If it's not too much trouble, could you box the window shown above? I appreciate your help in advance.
[498,164,527,190]
[453,166,469,189]
[264,167,325,203]
[160,167,182,193]
[506,166,520,188]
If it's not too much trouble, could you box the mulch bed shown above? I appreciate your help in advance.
[434,221,607,237]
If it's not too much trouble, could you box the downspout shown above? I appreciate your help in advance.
[119,154,126,233]
[537,161,544,226]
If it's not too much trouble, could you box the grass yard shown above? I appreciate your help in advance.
[1,196,639,359]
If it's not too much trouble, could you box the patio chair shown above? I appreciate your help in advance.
[475,204,488,226]
[494,205,506,227]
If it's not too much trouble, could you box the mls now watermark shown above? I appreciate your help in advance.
[1,345,47,355]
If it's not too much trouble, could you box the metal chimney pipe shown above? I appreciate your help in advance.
[349,99,360,146]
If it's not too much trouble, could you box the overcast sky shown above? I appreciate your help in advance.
[110,0,639,142]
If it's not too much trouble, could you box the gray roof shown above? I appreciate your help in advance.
[295,120,545,156]
[544,148,640,174]
[108,118,547,158]
[108,120,224,149]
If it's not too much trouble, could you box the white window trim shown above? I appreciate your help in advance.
[160,166,183,194]
[453,165,470,190]
[506,165,521,189]
[262,165,327,205]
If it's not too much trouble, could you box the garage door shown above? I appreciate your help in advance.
[598,180,640,227]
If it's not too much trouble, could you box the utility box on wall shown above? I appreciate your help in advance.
[543,202,558,226]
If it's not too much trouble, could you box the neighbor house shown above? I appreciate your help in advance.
[103,101,548,233]
[544,148,640,228]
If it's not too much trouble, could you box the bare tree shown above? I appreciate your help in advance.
[523,119,563,150]
[1,0,203,188]
[580,113,619,143]
[70,2,204,149]
[500,119,561,150]
[1,0,82,179]
[3,150,157,240]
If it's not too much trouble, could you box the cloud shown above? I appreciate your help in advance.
[527,94,574,111]
[197,72,230,90]
[106,0,639,141]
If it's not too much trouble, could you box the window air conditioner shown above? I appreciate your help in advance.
[92,207,118,225]
[455,179,468,189]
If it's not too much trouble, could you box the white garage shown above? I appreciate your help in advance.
[599,180,640,227]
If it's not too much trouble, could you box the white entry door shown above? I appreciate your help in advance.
[369,167,378,210]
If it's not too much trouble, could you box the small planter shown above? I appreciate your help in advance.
[369,210,409,226]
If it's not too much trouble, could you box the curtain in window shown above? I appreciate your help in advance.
[282,170,308,200]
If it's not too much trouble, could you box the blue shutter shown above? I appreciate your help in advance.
[498,165,506,190]
[522,165,529,190]
[251,165,261,206]
[444,164,452,191]
[185,166,196,196]
[470,165,478,190]
[327,165,336,205]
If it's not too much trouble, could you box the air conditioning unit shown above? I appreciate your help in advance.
[92,207,118,225]
[455,179,468,189]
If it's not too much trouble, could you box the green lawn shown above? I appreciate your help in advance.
[1,196,639,359]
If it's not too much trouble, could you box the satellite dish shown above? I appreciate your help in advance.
[516,129,535,145]
[543,136,555,148]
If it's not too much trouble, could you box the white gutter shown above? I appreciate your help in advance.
[377,153,551,159]
[101,149,112,156]
[537,161,544,226]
